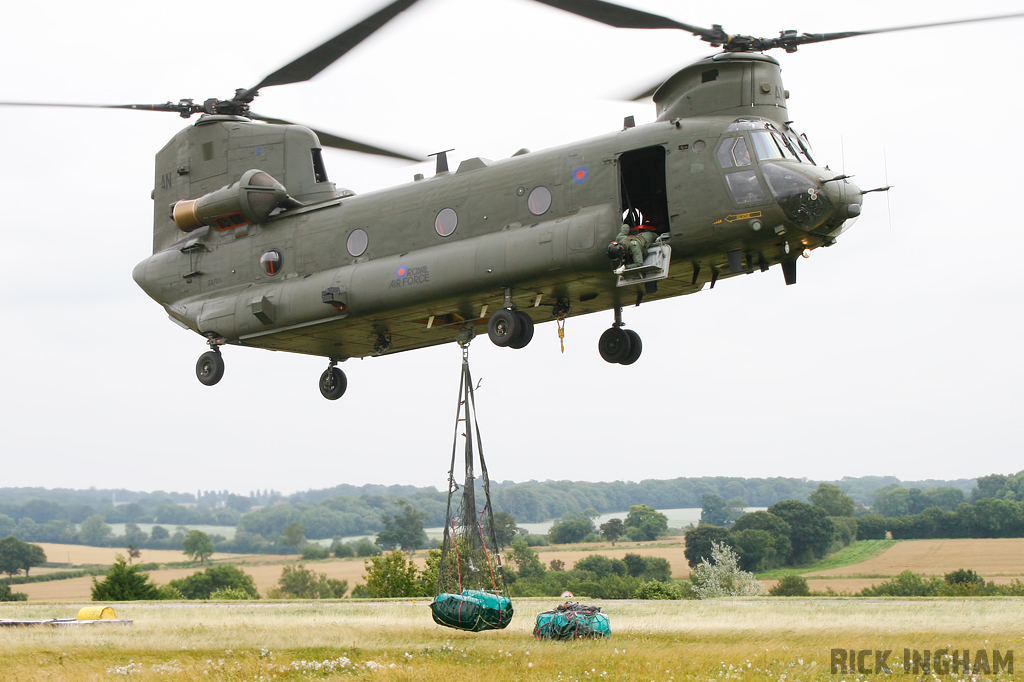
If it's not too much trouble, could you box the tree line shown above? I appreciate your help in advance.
[684,485,857,572]
[686,480,1024,574]
[1,473,1015,552]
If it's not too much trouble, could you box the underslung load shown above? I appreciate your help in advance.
[429,346,513,632]
[534,603,610,641]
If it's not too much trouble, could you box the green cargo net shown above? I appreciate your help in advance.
[534,603,611,640]
[430,346,513,632]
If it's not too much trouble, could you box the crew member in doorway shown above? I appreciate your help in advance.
[615,217,659,269]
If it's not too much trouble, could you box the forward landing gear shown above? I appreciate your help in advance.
[196,337,225,386]
[196,349,225,386]
[599,307,642,365]
[319,359,348,400]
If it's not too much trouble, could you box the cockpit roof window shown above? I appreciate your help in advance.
[726,117,771,132]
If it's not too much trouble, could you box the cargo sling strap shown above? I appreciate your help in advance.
[429,345,513,631]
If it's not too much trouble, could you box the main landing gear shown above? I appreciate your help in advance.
[598,307,642,365]
[486,288,534,349]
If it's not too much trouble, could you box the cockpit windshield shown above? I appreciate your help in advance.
[750,131,783,161]
[725,117,817,165]
[788,127,816,165]
[751,131,801,162]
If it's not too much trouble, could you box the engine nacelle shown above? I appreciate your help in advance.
[172,169,300,232]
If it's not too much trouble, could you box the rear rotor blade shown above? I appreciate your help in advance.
[247,0,421,95]
[249,112,421,161]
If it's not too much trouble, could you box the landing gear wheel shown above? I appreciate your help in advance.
[598,327,631,364]
[508,310,535,349]
[319,367,348,400]
[487,308,519,347]
[619,329,643,365]
[196,350,225,386]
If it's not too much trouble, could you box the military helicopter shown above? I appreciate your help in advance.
[5,0,1022,403]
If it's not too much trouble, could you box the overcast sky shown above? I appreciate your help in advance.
[1,0,1021,496]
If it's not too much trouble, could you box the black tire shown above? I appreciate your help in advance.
[598,327,632,364]
[619,329,643,365]
[487,308,519,347]
[508,310,535,349]
[196,350,225,386]
[319,367,348,400]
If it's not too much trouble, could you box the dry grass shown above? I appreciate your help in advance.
[0,599,1019,681]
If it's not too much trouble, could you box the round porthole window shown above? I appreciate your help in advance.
[260,249,282,275]
[347,228,368,257]
[435,207,458,237]
[528,186,552,215]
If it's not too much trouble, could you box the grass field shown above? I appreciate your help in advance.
[0,599,1019,681]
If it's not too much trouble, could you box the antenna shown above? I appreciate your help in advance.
[883,149,892,231]
[429,149,455,174]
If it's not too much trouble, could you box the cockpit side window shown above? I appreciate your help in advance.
[717,137,752,169]
[724,170,766,205]
[717,138,734,168]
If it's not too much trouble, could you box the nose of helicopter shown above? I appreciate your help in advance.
[821,173,863,236]
[761,163,862,236]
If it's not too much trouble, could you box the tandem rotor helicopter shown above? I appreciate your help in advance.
[5,0,1022,402]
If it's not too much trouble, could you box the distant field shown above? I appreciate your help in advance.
[32,543,247,566]
[805,538,1024,578]
[23,542,689,602]
[106,523,237,540]
[22,555,409,602]
[0,600,1018,681]
[761,538,1024,595]
[535,542,691,578]
[20,538,1024,602]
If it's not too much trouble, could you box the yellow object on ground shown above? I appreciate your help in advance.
[76,606,116,620]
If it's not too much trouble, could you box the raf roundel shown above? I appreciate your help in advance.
[395,266,407,279]
[573,166,588,184]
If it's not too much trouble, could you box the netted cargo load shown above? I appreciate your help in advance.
[429,346,513,632]
[533,603,610,640]
[430,589,513,631]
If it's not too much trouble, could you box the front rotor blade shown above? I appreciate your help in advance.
[778,11,1024,50]
[0,100,195,115]
[249,112,421,161]
[531,0,733,44]
[250,0,421,94]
